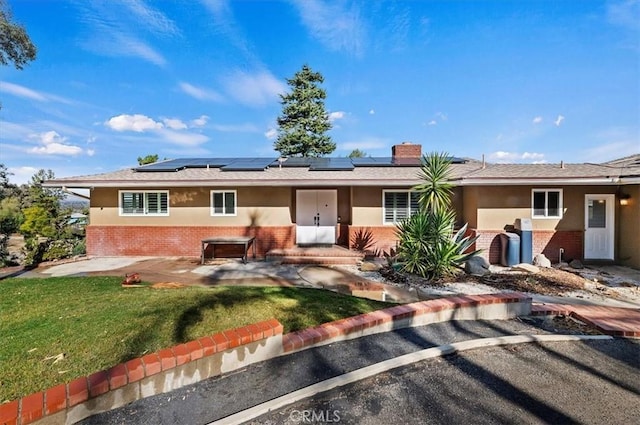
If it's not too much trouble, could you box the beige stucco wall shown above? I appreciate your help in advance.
[351,186,384,226]
[90,186,293,226]
[618,184,640,269]
[351,186,464,226]
[463,185,618,231]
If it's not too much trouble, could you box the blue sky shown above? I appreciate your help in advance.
[0,0,638,184]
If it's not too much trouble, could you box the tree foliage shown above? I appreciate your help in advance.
[395,152,480,280]
[0,163,17,201]
[0,0,37,70]
[274,64,335,157]
[0,196,22,234]
[137,154,159,165]
[348,149,368,158]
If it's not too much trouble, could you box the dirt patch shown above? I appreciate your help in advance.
[477,268,587,296]
[380,266,589,297]
[520,315,605,336]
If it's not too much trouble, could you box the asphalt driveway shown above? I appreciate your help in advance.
[251,338,639,425]
[78,319,639,425]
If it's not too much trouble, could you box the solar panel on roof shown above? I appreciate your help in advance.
[278,157,314,167]
[351,157,394,167]
[309,158,354,171]
[185,158,229,168]
[135,159,191,172]
[220,157,276,171]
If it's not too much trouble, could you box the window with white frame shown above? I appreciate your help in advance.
[532,189,562,218]
[211,190,237,216]
[383,190,419,224]
[119,191,168,216]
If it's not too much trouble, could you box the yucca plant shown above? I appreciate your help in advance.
[395,152,481,280]
[414,151,454,214]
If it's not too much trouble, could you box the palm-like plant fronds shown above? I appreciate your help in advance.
[414,152,454,214]
[394,151,482,281]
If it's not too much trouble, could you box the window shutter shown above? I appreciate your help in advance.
[410,192,420,216]
[224,192,235,215]
[384,192,396,223]
[213,193,223,214]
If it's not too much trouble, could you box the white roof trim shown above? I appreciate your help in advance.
[460,177,621,186]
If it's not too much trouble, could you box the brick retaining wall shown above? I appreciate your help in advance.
[0,293,533,425]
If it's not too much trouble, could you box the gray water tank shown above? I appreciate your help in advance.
[500,232,520,267]
[515,218,533,264]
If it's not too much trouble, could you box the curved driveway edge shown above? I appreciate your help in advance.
[1,293,531,425]
[211,334,612,425]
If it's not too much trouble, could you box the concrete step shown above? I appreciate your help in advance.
[266,255,362,265]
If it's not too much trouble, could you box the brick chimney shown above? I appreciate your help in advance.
[392,142,422,159]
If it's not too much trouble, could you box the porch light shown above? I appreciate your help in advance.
[619,194,630,206]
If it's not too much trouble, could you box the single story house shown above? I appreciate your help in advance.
[45,143,640,269]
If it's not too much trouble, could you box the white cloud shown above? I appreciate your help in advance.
[162,118,188,130]
[328,111,346,122]
[211,123,259,132]
[0,82,73,104]
[607,0,640,31]
[264,128,278,140]
[104,113,210,146]
[425,111,447,126]
[121,0,180,36]
[522,152,545,160]
[105,114,164,132]
[532,116,543,124]
[291,0,365,56]
[75,1,170,66]
[488,151,546,163]
[39,130,67,145]
[158,130,209,146]
[87,149,96,156]
[554,115,565,127]
[190,115,210,127]
[179,82,224,102]
[369,109,375,115]
[0,81,47,101]
[435,112,448,121]
[28,131,84,156]
[7,166,39,184]
[578,127,640,162]
[29,143,84,156]
[117,36,167,66]
[200,0,257,63]
[222,70,286,107]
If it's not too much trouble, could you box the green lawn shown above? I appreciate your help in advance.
[0,276,390,402]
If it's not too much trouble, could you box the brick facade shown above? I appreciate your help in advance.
[469,229,583,264]
[348,226,399,256]
[391,142,422,159]
[86,225,296,258]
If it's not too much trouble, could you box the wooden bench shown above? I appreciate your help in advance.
[201,236,256,264]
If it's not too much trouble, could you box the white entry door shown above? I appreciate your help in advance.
[584,194,615,260]
[296,190,337,245]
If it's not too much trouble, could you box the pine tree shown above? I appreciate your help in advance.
[0,0,37,70]
[274,64,335,157]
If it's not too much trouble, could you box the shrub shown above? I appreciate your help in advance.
[395,152,482,281]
